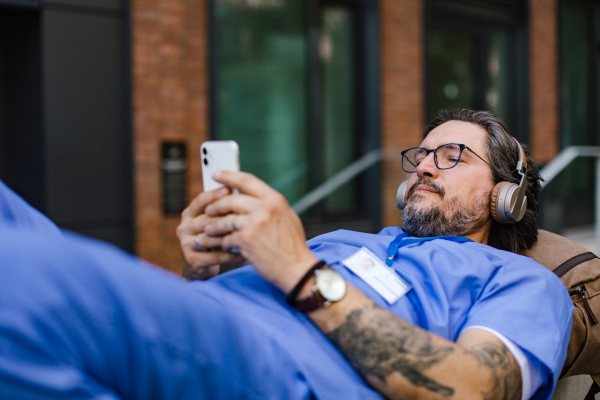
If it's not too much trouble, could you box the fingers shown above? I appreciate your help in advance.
[212,170,279,199]
[181,187,230,220]
[205,189,288,220]
[183,250,244,280]
[204,214,243,237]
[181,230,245,280]
[185,249,244,266]
[187,232,225,251]
[177,187,232,240]
[177,186,247,281]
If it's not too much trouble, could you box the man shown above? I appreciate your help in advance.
[0,110,570,400]
[176,109,572,399]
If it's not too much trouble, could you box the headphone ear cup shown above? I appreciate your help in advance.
[489,182,509,223]
[490,181,525,224]
[396,180,409,210]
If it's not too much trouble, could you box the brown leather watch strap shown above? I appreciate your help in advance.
[294,289,328,313]
[286,260,326,307]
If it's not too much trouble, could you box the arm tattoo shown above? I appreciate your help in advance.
[326,304,455,397]
[469,342,522,400]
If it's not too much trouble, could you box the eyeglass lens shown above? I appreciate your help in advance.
[402,144,463,172]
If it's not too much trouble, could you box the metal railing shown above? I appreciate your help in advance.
[291,145,600,251]
[291,149,401,214]
[539,146,600,253]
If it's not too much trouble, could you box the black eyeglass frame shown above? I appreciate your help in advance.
[401,143,491,173]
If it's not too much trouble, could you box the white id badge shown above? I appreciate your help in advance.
[342,247,411,304]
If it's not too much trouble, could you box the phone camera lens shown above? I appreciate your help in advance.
[203,158,208,166]
[202,148,207,155]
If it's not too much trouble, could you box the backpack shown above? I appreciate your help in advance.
[524,229,600,400]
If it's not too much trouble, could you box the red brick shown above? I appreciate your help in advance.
[529,0,559,163]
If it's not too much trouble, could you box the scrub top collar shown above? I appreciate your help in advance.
[386,230,473,266]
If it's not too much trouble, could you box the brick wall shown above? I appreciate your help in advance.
[379,0,425,228]
[132,0,209,273]
[131,0,560,272]
[529,0,559,163]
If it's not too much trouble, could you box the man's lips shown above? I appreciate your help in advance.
[406,178,445,201]
[413,185,440,195]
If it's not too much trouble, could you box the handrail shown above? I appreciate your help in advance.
[291,149,382,214]
[539,146,600,188]
[539,146,600,254]
[291,149,402,214]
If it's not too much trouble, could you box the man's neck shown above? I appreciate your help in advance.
[461,219,492,245]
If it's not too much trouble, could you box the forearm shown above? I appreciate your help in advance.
[307,285,521,400]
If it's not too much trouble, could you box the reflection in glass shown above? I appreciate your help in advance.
[428,30,476,121]
[427,28,513,127]
[214,0,309,203]
[560,0,594,202]
[486,30,512,124]
[321,7,357,213]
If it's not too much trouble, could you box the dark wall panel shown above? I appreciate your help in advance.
[42,8,132,250]
[0,7,44,211]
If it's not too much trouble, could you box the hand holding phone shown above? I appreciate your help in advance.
[201,140,240,192]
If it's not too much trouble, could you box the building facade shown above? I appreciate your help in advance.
[132,0,565,273]
[0,0,594,274]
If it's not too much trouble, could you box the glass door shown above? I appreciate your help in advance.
[320,5,358,214]
[212,0,380,235]
[213,0,310,203]
[555,0,600,228]
[426,0,526,140]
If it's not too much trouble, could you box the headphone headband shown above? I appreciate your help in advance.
[511,137,527,186]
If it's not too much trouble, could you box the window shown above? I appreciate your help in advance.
[211,0,379,235]
[426,0,527,140]
[556,0,600,227]
[213,0,309,202]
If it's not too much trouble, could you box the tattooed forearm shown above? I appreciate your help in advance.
[469,342,522,400]
[326,304,455,397]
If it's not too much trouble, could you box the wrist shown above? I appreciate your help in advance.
[286,261,347,313]
[285,260,325,301]
[274,254,320,294]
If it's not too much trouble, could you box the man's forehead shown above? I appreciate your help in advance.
[421,121,487,150]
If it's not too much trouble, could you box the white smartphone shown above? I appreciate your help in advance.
[201,140,240,192]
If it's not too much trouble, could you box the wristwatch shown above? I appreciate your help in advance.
[294,267,346,313]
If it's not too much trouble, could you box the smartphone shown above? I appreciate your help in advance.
[201,140,240,192]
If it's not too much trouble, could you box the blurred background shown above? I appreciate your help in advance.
[0,0,596,273]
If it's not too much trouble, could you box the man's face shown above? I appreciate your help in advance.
[402,120,495,239]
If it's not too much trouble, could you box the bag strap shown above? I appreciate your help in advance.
[553,252,598,278]
[584,380,600,400]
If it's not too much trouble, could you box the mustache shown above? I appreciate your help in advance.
[407,178,445,199]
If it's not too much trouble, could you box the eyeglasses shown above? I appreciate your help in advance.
[401,143,491,173]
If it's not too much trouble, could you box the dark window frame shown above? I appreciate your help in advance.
[424,0,529,142]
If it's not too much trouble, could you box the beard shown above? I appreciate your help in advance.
[402,178,489,238]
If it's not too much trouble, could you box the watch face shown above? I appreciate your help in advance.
[315,268,346,301]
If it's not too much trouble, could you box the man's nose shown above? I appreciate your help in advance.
[415,153,439,178]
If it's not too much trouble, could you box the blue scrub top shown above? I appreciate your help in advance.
[0,179,572,400]
[305,227,573,400]
[0,179,61,236]
[197,226,572,400]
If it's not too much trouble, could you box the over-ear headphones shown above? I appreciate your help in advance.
[396,137,528,224]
